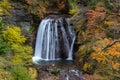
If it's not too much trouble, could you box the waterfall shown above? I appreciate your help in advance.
[65,74,70,80]
[32,17,75,63]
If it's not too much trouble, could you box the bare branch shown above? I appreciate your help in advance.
[102,40,120,51]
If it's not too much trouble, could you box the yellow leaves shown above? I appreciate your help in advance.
[2,26,33,66]
[83,63,91,71]
[0,8,3,15]
[2,26,26,46]
[91,38,120,71]
[0,0,13,16]
[0,69,13,80]
[69,9,77,15]
[104,21,115,26]
[68,0,79,15]
[12,54,23,65]
[28,68,37,80]
[11,44,33,66]
[79,45,86,51]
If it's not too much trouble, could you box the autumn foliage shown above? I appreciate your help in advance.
[91,38,120,79]
[75,3,120,79]
[86,7,106,28]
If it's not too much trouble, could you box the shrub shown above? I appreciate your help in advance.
[0,20,4,31]
[2,26,33,66]
[11,65,32,80]
[0,69,13,80]
[68,0,79,15]
[91,38,120,79]
[0,20,9,55]
[0,0,13,16]
[11,44,33,66]
[0,56,13,80]
[0,39,9,55]
[28,68,37,80]
[2,26,26,46]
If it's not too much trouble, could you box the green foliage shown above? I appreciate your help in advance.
[0,20,9,55]
[0,19,3,30]
[86,0,99,9]
[11,65,32,80]
[86,0,114,12]
[77,43,93,62]
[0,39,9,55]
[104,0,113,11]
[68,0,79,15]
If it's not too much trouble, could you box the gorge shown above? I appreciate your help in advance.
[0,0,119,80]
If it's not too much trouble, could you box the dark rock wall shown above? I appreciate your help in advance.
[3,1,33,30]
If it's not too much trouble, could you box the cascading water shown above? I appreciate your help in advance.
[32,17,75,63]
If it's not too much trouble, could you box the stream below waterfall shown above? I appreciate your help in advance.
[35,60,85,80]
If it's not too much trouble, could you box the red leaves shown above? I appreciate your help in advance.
[86,7,106,27]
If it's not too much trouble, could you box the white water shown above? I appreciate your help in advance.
[32,18,75,63]
[65,74,70,80]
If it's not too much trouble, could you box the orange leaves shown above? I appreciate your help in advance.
[86,10,94,21]
[93,46,101,52]
[91,51,107,63]
[83,7,107,41]
[111,61,120,70]
[86,7,106,21]
[91,38,120,70]
[57,0,65,10]
[86,7,106,28]
[101,38,110,45]
[108,42,120,57]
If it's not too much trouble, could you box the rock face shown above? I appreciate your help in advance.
[44,0,69,15]
[3,0,70,29]
[24,0,69,18]
[2,1,42,47]
[2,0,70,35]
[35,61,85,80]
[2,1,37,30]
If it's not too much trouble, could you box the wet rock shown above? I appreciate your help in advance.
[35,61,85,80]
